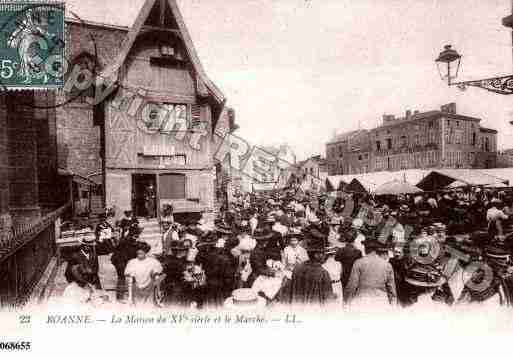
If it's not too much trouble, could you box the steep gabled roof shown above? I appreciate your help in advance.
[101,0,224,104]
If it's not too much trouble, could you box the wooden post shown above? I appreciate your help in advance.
[127,276,133,305]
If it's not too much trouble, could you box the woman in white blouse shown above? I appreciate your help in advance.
[282,231,309,279]
[322,246,343,305]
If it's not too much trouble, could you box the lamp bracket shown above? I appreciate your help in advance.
[451,75,513,95]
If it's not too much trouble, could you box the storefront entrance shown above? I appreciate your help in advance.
[132,174,157,218]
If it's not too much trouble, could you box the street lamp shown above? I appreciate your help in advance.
[435,44,513,95]
[435,45,461,85]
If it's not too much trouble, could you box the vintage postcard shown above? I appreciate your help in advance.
[1,0,513,357]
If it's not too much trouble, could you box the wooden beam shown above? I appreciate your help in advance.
[159,0,166,27]
[141,25,181,35]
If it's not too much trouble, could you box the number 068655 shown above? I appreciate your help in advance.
[0,342,31,350]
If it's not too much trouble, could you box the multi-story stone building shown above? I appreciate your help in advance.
[326,129,371,175]
[326,103,498,175]
[298,155,328,179]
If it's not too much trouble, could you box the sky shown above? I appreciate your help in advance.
[66,0,513,160]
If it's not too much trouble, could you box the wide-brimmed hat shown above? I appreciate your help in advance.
[404,265,446,288]
[215,224,233,235]
[253,228,274,242]
[197,231,218,245]
[484,245,511,268]
[361,231,390,250]
[78,235,96,246]
[304,226,329,252]
[224,289,266,310]
[285,227,303,239]
[264,214,276,224]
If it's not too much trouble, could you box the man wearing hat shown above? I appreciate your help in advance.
[247,229,276,286]
[196,233,236,307]
[327,217,343,247]
[351,218,366,253]
[161,239,193,306]
[289,228,334,305]
[486,199,508,239]
[144,184,156,219]
[231,232,258,288]
[117,209,138,241]
[162,221,180,256]
[111,223,141,300]
[344,236,397,307]
[65,237,102,290]
[95,213,114,251]
[335,229,363,288]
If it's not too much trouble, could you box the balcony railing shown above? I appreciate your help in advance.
[0,203,70,307]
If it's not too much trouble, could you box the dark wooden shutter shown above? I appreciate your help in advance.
[191,104,201,127]
[159,174,186,199]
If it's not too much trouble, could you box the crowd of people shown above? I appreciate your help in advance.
[62,185,513,310]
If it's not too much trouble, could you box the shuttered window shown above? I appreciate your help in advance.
[159,173,186,199]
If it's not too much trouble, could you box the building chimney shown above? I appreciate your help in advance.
[441,103,457,114]
[382,114,395,124]
[405,110,412,119]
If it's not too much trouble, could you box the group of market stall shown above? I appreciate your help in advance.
[326,168,513,195]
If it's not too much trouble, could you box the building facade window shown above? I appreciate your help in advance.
[400,135,407,147]
[386,138,392,150]
[142,103,188,133]
[376,141,381,151]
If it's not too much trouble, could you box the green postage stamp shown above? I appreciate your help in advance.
[0,1,65,90]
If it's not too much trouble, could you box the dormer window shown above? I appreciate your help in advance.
[150,40,184,67]
[160,44,175,57]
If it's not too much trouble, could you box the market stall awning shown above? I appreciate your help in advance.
[252,182,277,192]
[417,169,508,191]
[327,169,430,193]
[476,168,513,187]
[446,180,468,188]
[345,177,377,193]
[326,175,353,191]
[374,180,423,195]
